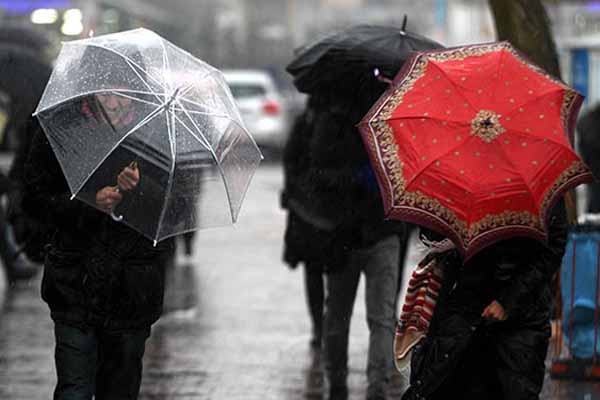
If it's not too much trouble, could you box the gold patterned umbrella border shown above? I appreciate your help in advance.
[358,41,591,259]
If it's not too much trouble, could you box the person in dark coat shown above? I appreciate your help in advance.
[281,96,335,350]
[402,200,568,400]
[0,45,52,278]
[23,92,173,399]
[0,163,40,282]
[305,80,406,400]
[577,105,600,213]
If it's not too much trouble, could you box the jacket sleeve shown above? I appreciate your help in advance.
[22,118,100,232]
[495,200,568,316]
[282,110,311,208]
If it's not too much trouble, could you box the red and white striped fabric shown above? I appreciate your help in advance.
[394,257,444,368]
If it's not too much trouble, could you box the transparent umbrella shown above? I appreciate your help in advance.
[34,28,263,244]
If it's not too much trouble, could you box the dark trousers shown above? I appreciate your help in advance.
[304,261,325,344]
[324,235,400,399]
[53,322,150,400]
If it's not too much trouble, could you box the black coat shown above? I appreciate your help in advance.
[281,91,405,271]
[577,106,600,212]
[281,102,338,268]
[404,201,568,400]
[305,96,405,249]
[23,117,172,330]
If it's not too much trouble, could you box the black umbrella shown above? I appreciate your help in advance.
[286,17,444,95]
[0,44,51,140]
[0,23,51,54]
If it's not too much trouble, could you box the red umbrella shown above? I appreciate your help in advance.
[358,41,593,260]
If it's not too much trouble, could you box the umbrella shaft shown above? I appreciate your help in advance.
[163,87,181,110]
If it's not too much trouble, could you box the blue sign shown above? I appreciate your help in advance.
[434,0,447,27]
[0,0,71,15]
[572,48,589,100]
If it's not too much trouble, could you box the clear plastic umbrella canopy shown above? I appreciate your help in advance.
[34,28,262,243]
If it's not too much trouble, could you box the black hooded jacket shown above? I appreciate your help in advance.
[281,100,339,268]
[282,84,405,271]
[305,91,405,249]
[403,201,568,400]
[23,116,172,330]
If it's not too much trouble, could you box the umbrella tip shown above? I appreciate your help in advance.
[401,15,408,32]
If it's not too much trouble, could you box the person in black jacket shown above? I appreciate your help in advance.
[402,200,568,400]
[0,45,52,278]
[281,96,335,350]
[0,167,40,282]
[304,82,405,400]
[23,92,173,399]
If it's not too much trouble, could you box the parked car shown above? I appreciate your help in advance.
[223,69,289,149]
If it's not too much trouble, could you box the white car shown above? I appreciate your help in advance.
[223,69,289,149]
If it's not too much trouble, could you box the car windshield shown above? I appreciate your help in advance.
[228,83,266,99]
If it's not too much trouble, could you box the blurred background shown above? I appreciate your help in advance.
[1,0,600,154]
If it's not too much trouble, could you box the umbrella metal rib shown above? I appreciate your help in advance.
[172,108,212,150]
[34,89,162,115]
[154,102,178,244]
[177,96,231,116]
[112,91,162,108]
[171,107,230,118]
[172,109,262,223]
[172,71,239,116]
[159,37,171,93]
[171,112,236,223]
[71,92,176,198]
[74,42,167,104]
[164,40,220,79]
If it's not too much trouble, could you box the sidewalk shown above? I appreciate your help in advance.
[0,164,596,399]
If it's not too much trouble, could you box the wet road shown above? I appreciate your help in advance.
[0,164,598,399]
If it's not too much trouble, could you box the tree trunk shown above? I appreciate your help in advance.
[489,0,578,223]
[489,0,560,77]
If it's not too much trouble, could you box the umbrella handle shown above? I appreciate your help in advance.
[110,212,123,222]
[373,68,393,85]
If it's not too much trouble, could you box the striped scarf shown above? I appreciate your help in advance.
[394,238,454,370]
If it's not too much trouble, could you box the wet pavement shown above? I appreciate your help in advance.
[0,164,598,399]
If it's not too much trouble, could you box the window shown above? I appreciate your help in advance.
[228,84,266,99]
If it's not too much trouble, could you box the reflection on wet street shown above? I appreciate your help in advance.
[0,283,55,399]
[543,380,600,400]
[0,165,599,399]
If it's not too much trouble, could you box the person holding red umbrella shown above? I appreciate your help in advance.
[401,200,567,399]
[356,42,592,400]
